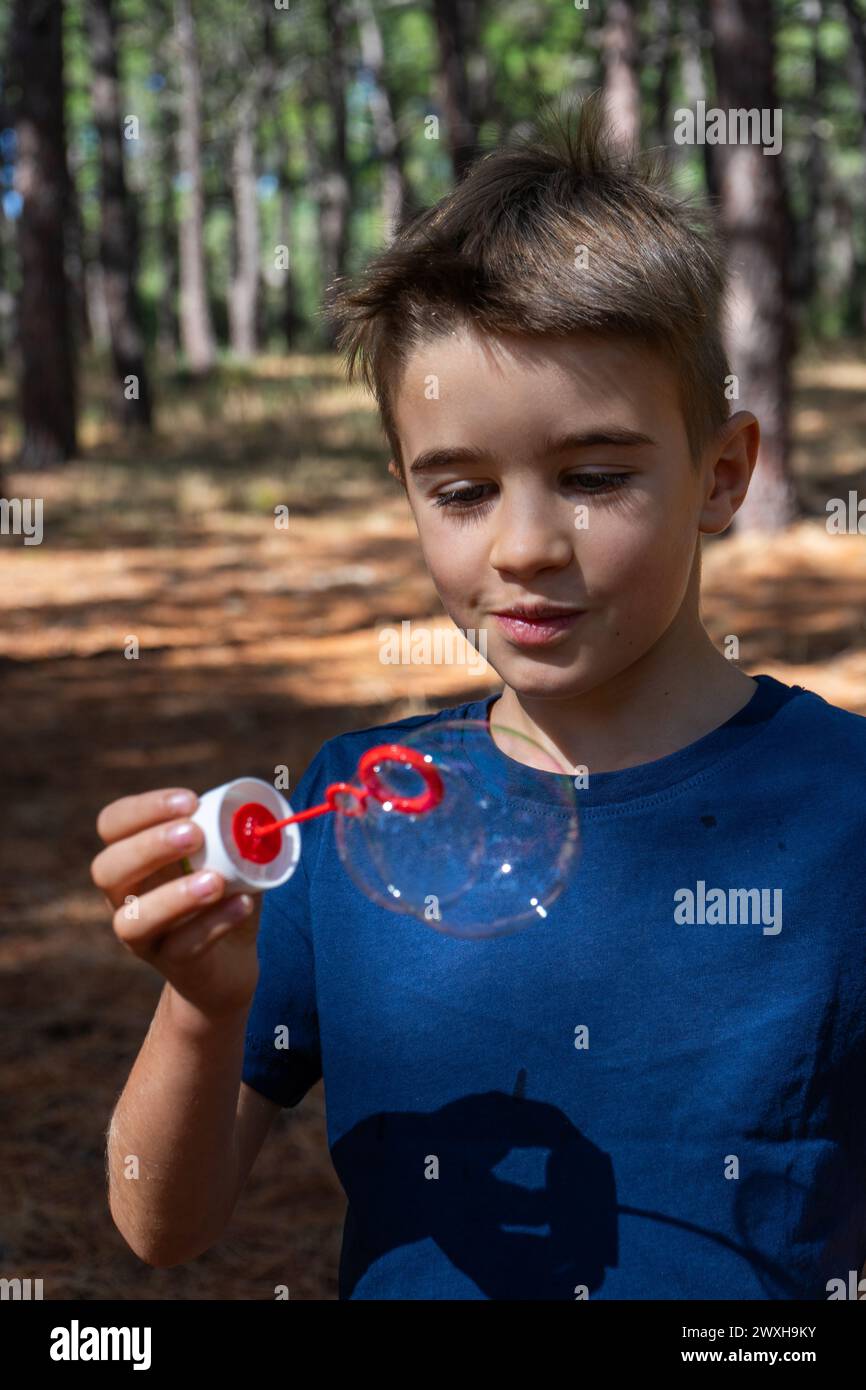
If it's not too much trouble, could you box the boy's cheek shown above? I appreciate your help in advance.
[589,521,692,590]
[580,571,686,651]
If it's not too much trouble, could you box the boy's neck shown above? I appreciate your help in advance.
[490,624,758,776]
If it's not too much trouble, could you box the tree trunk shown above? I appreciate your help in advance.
[86,0,153,426]
[841,0,866,130]
[66,156,94,350]
[680,0,718,204]
[317,0,351,341]
[174,0,215,372]
[708,0,797,532]
[9,0,78,466]
[228,98,260,359]
[276,128,302,350]
[431,0,478,180]
[156,74,179,357]
[356,0,414,239]
[0,217,10,365]
[647,0,676,151]
[601,0,642,152]
[826,185,858,332]
[840,0,866,331]
[261,9,300,348]
[791,0,825,310]
[0,88,9,365]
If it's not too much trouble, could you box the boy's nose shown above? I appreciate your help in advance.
[488,504,575,578]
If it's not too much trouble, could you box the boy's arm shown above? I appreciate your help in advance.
[235,1079,281,1194]
[106,983,279,1267]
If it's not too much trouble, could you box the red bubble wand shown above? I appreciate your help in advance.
[231,743,445,866]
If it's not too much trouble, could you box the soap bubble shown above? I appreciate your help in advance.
[334,718,580,938]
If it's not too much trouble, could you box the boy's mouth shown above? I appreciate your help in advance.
[490,605,586,646]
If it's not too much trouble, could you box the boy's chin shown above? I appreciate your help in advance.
[491,653,604,701]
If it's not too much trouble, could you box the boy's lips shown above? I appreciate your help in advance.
[489,606,587,646]
[491,604,586,619]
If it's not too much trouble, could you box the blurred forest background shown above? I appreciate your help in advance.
[1,0,866,1300]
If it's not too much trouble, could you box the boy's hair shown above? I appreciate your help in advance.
[328,90,732,481]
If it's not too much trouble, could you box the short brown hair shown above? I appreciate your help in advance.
[328,90,732,481]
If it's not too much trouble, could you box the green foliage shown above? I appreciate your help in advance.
[8,0,865,360]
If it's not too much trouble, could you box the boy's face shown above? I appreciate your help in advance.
[390,324,756,702]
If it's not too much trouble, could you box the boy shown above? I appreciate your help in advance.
[92,97,866,1300]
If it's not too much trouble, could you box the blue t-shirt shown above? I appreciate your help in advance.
[242,674,866,1299]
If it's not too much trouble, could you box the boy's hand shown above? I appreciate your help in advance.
[91,788,262,1023]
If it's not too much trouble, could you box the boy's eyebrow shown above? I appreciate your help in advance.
[408,446,488,477]
[408,428,657,477]
[544,427,658,452]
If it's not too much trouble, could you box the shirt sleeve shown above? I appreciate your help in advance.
[241,745,331,1109]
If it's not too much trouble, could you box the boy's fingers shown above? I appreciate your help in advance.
[157,894,258,964]
[115,889,255,963]
[91,816,205,906]
[96,788,199,846]
[111,868,229,951]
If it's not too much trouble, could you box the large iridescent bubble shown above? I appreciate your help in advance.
[334,718,581,938]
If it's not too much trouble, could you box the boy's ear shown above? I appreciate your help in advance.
[387,457,405,487]
[698,410,760,536]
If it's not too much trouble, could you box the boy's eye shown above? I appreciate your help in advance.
[433,484,491,510]
[432,473,630,512]
[570,472,630,493]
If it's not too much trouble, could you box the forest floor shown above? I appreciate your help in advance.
[1,344,865,1299]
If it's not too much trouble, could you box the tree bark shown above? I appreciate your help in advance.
[316,0,351,340]
[791,0,825,310]
[9,0,78,466]
[840,0,866,131]
[66,152,94,350]
[840,0,866,331]
[708,0,798,532]
[259,9,300,348]
[680,0,718,205]
[174,0,215,372]
[86,0,153,426]
[647,0,676,151]
[356,0,414,239]
[228,96,260,359]
[156,77,179,356]
[431,0,478,180]
[601,0,642,153]
[275,126,302,349]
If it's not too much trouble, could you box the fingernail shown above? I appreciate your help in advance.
[189,870,221,900]
[165,790,196,813]
[166,821,198,848]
